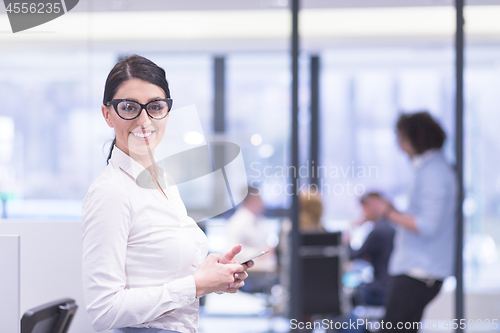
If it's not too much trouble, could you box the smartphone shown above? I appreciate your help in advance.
[237,249,270,265]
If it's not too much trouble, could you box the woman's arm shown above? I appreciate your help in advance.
[385,207,418,233]
[368,197,418,233]
[385,165,455,237]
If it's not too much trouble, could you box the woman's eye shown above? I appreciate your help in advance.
[149,103,164,111]
[120,102,137,112]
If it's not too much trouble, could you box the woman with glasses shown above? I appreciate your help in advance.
[81,55,251,333]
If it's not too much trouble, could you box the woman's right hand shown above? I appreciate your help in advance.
[193,253,246,297]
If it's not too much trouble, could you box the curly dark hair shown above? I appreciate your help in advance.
[396,112,446,154]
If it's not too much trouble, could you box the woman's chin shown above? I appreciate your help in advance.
[129,145,155,156]
[127,144,157,162]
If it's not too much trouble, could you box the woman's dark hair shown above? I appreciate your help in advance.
[103,55,171,163]
[396,111,446,154]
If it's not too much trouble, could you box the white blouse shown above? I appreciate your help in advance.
[81,147,208,333]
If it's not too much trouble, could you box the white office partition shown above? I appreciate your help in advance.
[0,221,98,333]
[0,235,20,333]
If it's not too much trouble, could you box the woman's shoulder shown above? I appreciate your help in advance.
[418,153,457,189]
[84,163,129,203]
[421,153,455,176]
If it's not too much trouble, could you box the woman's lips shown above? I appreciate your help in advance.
[131,130,155,141]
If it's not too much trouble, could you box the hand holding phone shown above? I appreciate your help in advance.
[237,249,270,265]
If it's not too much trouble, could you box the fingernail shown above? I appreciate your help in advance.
[229,283,233,288]
[235,273,239,278]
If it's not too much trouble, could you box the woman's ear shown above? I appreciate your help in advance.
[102,105,114,128]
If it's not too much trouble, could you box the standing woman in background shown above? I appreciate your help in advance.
[371,112,457,333]
[81,55,251,333]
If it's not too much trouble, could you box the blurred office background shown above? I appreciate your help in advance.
[1,0,500,332]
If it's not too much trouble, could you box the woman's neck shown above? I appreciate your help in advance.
[131,152,156,170]
[116,143,156,170]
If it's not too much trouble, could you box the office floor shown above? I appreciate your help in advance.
[199,292,500,333]
[199,292,290,333]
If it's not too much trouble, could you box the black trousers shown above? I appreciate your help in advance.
[379,275,443,333]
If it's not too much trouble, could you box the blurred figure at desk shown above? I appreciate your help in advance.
[226,186,277,292]
[344,192,395,306]
[279,190,326,262]
[277,190,326,319]
[298,190,326,233]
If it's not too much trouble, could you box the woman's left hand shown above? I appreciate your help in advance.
[220,245,253,292]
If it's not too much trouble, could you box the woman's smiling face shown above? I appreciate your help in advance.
[102,78,169,163]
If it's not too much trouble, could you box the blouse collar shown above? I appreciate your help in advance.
[109,146,147,181]
[109,146,168,190]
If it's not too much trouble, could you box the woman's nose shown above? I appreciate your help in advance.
[136,108,151,127]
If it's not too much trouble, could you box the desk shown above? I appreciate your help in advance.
[0,221,94,333]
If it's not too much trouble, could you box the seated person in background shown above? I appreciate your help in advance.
[280,190,326,240]
[298,190,326,233]
[277,190,326,316]
[279,190,326,261]
[226,186,277,292]
[344,192,395,306]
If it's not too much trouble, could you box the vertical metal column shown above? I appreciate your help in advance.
[214,57,226,133]
[454,0,465,330]
[289,0,302,322]
[212,57,227,217]
[310,56,320,187]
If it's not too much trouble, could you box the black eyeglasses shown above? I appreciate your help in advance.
[106,98,173,120]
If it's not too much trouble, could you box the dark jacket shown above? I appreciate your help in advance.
[349,219,395,292]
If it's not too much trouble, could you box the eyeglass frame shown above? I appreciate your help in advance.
[105,98,173,120]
